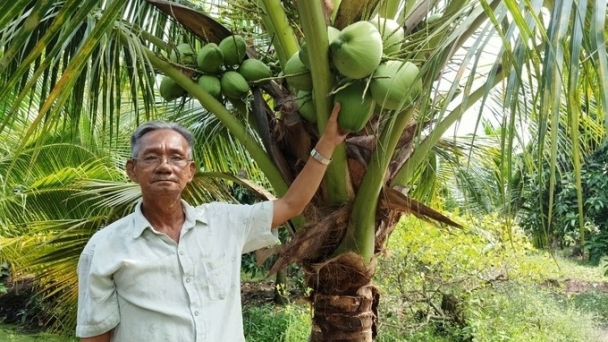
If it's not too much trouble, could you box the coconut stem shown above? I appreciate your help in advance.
[336,107,416,261]
[256,0,299,67]
[297,0,354,205]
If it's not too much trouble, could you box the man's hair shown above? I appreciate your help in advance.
[130,121,195,158]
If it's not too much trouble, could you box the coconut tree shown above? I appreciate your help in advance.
[1,0,607,341]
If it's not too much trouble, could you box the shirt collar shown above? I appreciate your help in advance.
[131,199,208,239]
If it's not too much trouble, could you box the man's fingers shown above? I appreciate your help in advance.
[331,102,341,119]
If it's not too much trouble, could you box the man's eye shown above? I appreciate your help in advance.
[143,156,160,163]
[170,156,186,162]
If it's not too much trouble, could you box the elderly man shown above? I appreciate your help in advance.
[76,104,346,342]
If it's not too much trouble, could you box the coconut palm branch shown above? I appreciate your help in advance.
[1,0,607,340]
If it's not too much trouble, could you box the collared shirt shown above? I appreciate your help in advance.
[76,200,277,342]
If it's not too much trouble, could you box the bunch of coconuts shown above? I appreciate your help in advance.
[293,15,422,132]
[161,16,422,134]
[160,35,271,103]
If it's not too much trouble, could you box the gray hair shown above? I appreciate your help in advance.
[130,121,195,158]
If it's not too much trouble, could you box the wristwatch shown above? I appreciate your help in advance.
[310,148,332,165]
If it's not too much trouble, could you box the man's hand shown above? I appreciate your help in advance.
[80,331,111,342]
[321,103,348,147]
[272,102,348,228]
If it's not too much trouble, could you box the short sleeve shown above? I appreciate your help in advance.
[241,201,278,254]
[76,246,120,338]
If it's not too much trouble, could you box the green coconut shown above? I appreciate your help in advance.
[369,15,405,55]
[159,76,186,101]
[298,26,341,69]
[219,35,248,67]
[296,91,316,123]
[426,13,442,25]
[197,75,222,99]
[370,60,422,110]
[284,52,313,91]
[169,43,196,65]
[327,26,341,44]
[196,43,224,74]
[238,59,272,84]
[330,21,383,79]
[220,71,250,99]
[298,42,310,69]
[334,81,376,132]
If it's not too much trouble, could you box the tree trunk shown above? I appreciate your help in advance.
[273,268,289,305]
[305,252,379,342]
[310,285,379,342]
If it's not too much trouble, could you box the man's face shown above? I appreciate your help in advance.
[126,129,195,197]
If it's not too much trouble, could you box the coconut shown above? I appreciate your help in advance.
[219,35,247,67]
[327,26,341,44]
[330,21,383,79]
[369,15,404,55]
[426,13,442,25]
[334,81,376,132]
[298,42,310,69]
[196,43,224,74]
[169,43,196,66]
[220,71,250,99]
[197,75,222,100]
[370,60,422,110]
[284,52,313,91]
[159,76,186,101]
[298,26,341,69]
[238,59,272,84]
[296,91,316,123]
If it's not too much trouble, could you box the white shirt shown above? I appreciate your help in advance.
[76,200,277,341]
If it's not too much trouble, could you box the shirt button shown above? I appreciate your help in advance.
[179,250,184,255]
[186,278,191,283]
[194,311,199,316]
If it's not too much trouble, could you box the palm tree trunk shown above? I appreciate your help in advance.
[311,285,379,341]
[305,252,379,341]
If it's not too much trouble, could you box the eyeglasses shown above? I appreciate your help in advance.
[133,155,192,168]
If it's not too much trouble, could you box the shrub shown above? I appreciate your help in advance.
[375,213,601,341]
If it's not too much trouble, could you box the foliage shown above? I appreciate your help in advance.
[0,262,9,295]
[461,283,599,342]
[570,290,608,322]
[242,304,310,342]
[375,212,576,339]
[517,139,608,268]
[0,323,76,342]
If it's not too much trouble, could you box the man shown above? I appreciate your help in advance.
[76,103,347,342]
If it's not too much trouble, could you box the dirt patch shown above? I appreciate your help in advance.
[241,280,308,308]
[562,279,608,293]
[241,280,277,306]
[544,278,608,294]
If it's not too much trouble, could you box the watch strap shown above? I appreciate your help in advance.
[310,148,332,165]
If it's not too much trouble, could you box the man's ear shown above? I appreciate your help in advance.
[187,161,196,182]
[126,160,138,182]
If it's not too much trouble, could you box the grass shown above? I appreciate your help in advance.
[551,250,608,282]
[0,323,76,342]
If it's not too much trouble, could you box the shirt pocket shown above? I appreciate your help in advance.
[204,254,235,301]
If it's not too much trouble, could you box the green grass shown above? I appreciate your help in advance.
[0,323,76,342]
